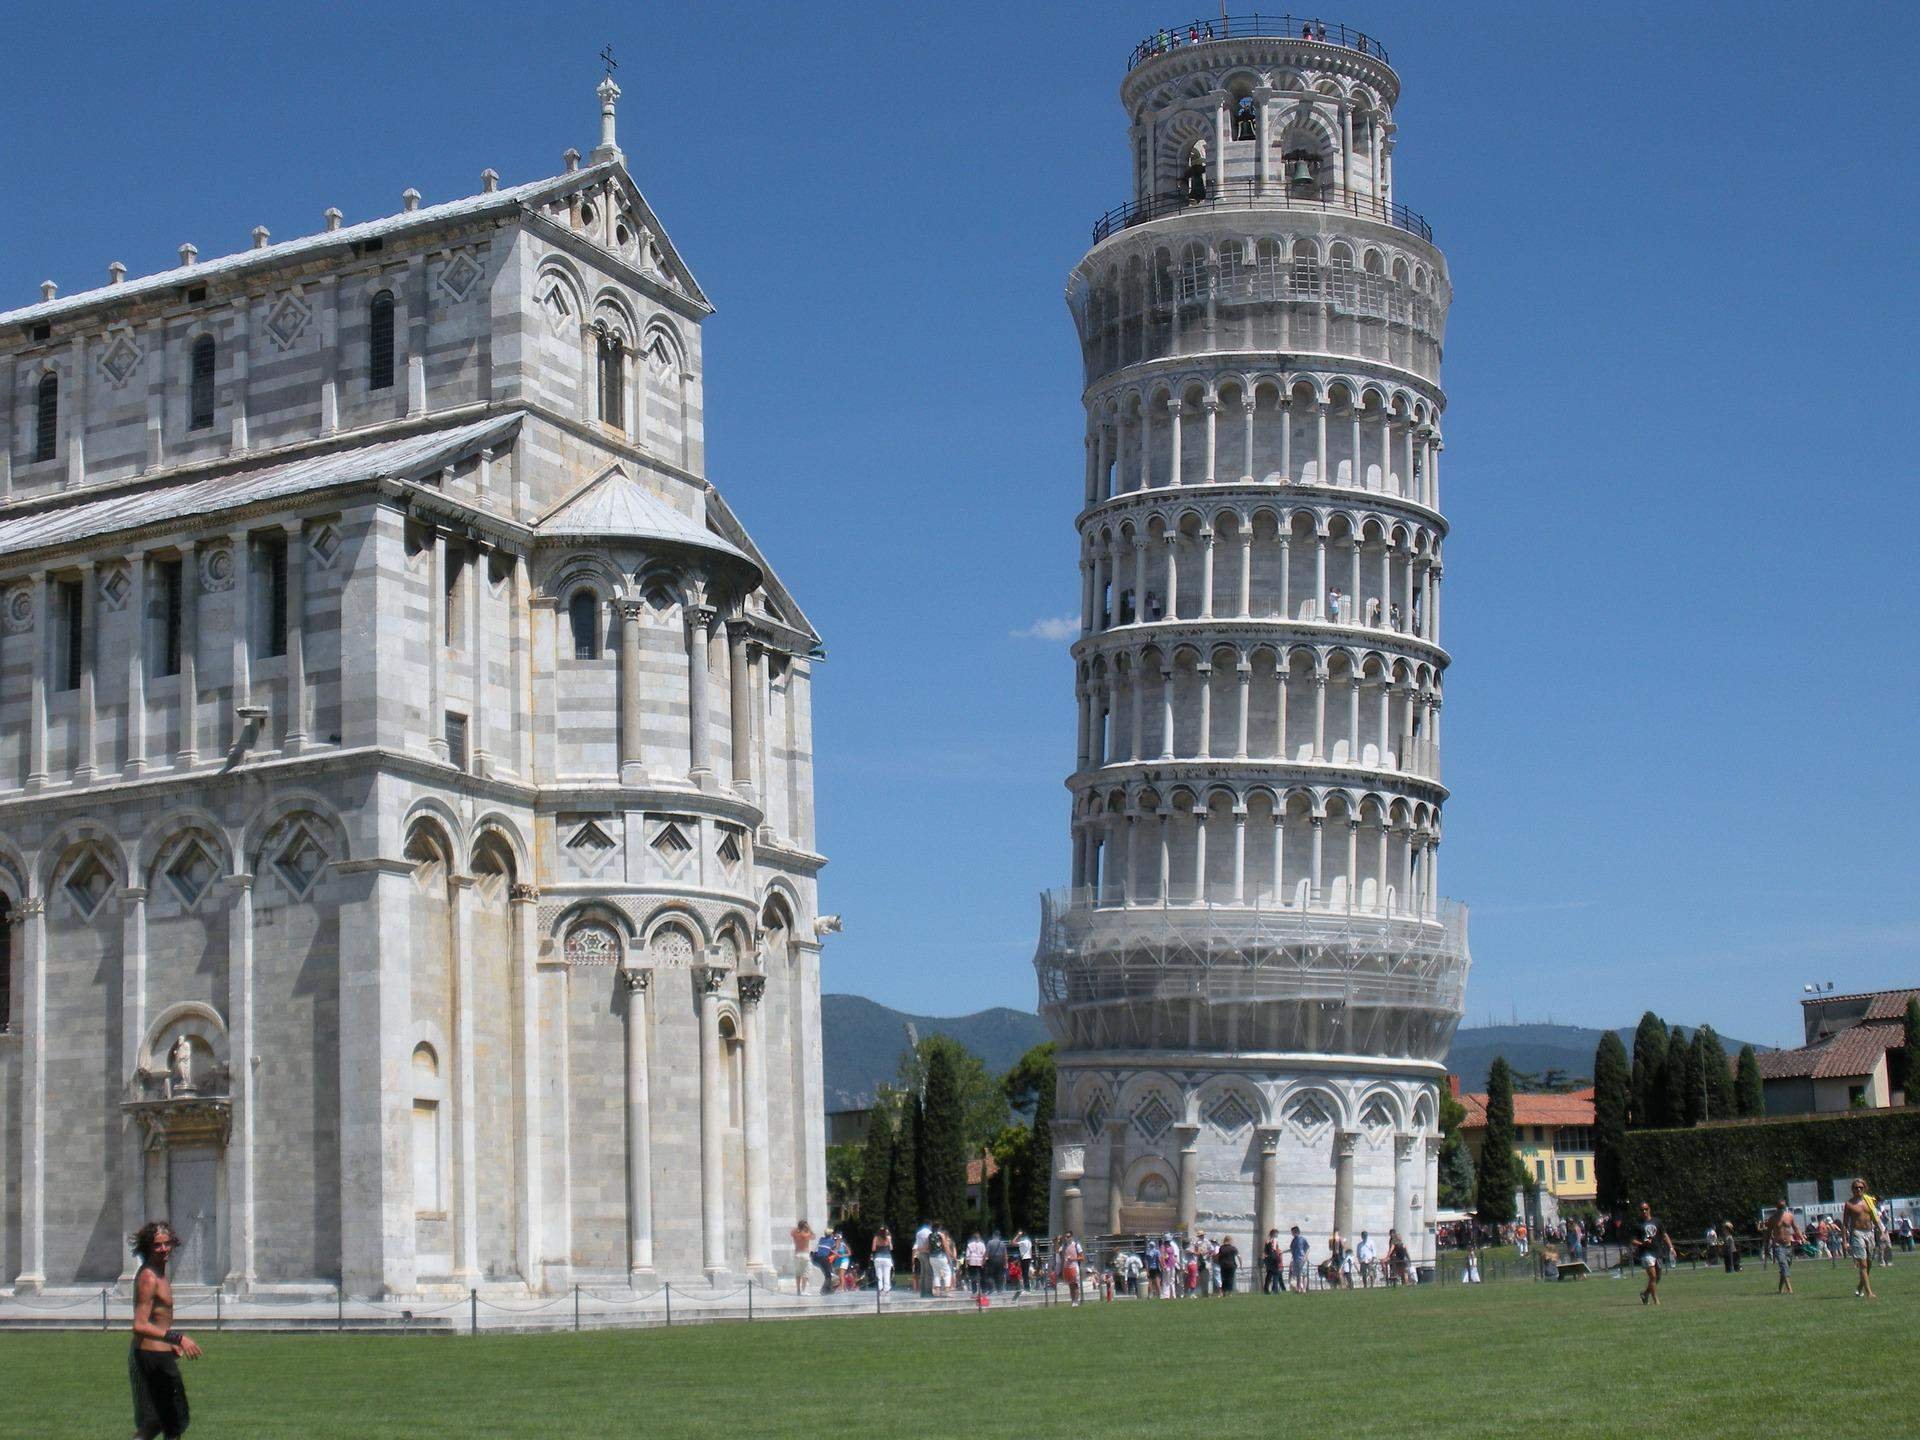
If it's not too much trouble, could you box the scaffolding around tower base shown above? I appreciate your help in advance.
[1035,887,1467,1061]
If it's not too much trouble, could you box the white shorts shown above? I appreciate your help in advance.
[1639,1252,1659,1270]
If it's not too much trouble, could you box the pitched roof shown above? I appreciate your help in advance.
[1799,986,1920,1019]
[1756,1024,1901,1082]
[0,168,619,330]
[1458,1088,1595,1129]
[966,1154,1001,1186]
[534,466,752,567]
[0,412,523,559]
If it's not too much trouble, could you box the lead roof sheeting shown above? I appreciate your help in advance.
[0,166,616,330]
[535,466,751,563]
[0,411,523,558]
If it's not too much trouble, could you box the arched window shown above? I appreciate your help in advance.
[189,336,216,430]
[368,291,396,391]
[33,374,57,462]
[569,589,600,659]
[596,329,625,428]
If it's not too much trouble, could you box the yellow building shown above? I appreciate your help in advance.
[1456,1084,1597,1205]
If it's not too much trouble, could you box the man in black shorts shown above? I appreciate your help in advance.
[1631,1202,1674,1306]
[129,1220,202,1438]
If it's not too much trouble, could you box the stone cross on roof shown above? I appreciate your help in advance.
[593,53,624,164]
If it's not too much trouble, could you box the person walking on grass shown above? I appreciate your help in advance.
[1262,1229,1284,1294]
[1217,1235,1239,1294]
[986,1230,1008,1293]
[1015,1230,1034,1289]
[1766,1200,1801,1295]
[129,1220,201,1440]
[1632,1202,1674,1306]
[1843,1179,1877,1300]
[871,1226,895,1293]
[964,1232,987,1295]
[1288,1226,1310,1291]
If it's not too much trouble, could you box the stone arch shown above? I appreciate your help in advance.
[1193,1073,1267,1134]
[468,813,530,879]
[543,551,630,607]
[1275,1080,1348,1135]
[399,799,467,870]
[241,792,351,878]
[136,806,235,887]
[35,819,126,896]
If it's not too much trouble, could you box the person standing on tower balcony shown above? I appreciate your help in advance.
[1328,589,1343,622]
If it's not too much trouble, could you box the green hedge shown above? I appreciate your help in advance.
[1618,1108,1920,1234]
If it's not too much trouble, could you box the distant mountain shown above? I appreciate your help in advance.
[822,994,1050,1111]
[822,997,1768,1110]
[1444,1023,1771,1093]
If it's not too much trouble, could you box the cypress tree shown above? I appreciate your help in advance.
[920,1044,969,1230]
[856,1103,896,1253]
[1891,996,1920,1104]
[1663,1023,1692,1127]
[1024,1063,1056,1233]
[1696,1024,1733,1121]
[1682,1029,1708,1127]
[1629,1012,1667,1128]
[1473,1056,1519,1223]
[900,1093,926,1233]
[1592,1030,1630,1210]
[1439,1138,1476,1209]
[1734,1044,1765,1118]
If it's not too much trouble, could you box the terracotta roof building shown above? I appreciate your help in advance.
[1757,1004,1908,1116]
[1454,1083,1596,1210]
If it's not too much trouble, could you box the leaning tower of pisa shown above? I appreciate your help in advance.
[1036,19,1470,1269]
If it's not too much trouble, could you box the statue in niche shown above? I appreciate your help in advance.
[167,1036,194,1097]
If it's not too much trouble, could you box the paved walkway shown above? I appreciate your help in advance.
[0,1281,1058,1334]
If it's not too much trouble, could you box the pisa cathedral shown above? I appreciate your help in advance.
[0,79,829,1297]
[1038,22,1469,1265]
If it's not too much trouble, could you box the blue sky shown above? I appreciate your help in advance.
[6,2,1913,1047]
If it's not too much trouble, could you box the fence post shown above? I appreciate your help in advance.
[216,1288,223,1331]
[470,1288,478,1336]
[664,1282,672,1327]
[747,1279,753,1322]
[337,1284,344,1332]
[102,1288,109,1331]
[573,1284,580,1333]
[875,1279,882,1315]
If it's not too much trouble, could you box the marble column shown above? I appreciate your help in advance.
[726,621,755,800]
[686,604,716,788]
[1175,1123,1200,1236]
[1423,1136,1442,1264]
[511,883,545,1287]
[283,522,308,754]
[426,529,447,758]
[465,538,487,774]
[119,885,149,1281]
[124,555,147,777]
[1255,1126,1280,1252]
[1334,1131,1357,1237]
[223,873,257,1290]
[75,560,97,782]
[26,573,48,789]
[618,599,645,784]
[698,965,729,1279]
[1057,1144,1086,1240]
[739,974,773,1278]
[176,546,199,768]
[13,896,47,1290]
[1105,1118,1128,1235]
[450,873,479,1285]
[620,967,655,1278]
[231,534,253,735]
[1393,1133,1417,1250]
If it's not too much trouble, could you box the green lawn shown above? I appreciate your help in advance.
[12,1260,1913,1438]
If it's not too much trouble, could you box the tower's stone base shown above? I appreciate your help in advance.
[1053,1058,1445,1268]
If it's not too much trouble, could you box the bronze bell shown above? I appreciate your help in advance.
[1291,158,1314,185]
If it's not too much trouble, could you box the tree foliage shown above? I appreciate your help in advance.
[854,1100,897,1251]
[887,1095,920,1245]
[1592,1029,1630,1211]
[896,1034,1010,1158]
[1892,997,1920,1103]
[918,1043,969,1228]
[1439,1135,1476,1209]
[1474,1056,1519,1223]
[1629,1012,1668,1128]
[1663,1023,1692,1128]
[1024,1052,1057,1234]
[1734,1044,1765,1118]
[1695,1024,1734,1122]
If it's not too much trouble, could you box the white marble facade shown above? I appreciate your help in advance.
[1039,27,1468,1265]
[0,81,828,1296]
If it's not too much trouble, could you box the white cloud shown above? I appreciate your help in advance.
[1011,616,1079,641]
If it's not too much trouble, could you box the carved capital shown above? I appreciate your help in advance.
[697,965,730,995]
[620,967,651,994]
[508,883,540,904]
[738,974,766,1005]
[616,598,646,623]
